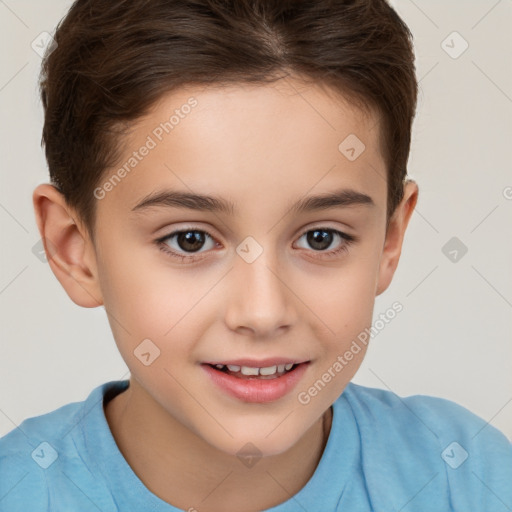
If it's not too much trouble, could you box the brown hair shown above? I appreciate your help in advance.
[39,0,417,239]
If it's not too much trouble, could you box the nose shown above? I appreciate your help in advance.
[224,249,298,338]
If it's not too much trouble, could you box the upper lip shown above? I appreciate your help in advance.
[203,358,310,367]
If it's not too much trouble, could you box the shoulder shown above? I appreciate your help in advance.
[0,400,82,511]
[342,381,511,447]
[0,381,125,511]
[337,382,512,510]
[1,398,86,451]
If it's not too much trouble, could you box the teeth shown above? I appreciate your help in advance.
[259,365,277,376]
[240,366,260,376]
[212,363,297,375]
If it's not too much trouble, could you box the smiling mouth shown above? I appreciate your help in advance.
[202,361,311,402]
[205,363,304,380]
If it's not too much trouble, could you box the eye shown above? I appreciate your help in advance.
[156,228,217,262]
[156,226,357,264]
[295,228,356,258]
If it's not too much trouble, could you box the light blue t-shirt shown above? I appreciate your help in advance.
[1,379,511,511]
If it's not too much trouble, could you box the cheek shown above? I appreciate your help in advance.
[96,243,216,362]
[97,239,185,329]
[298,256,378,336]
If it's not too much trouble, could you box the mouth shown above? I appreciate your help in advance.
[201,360,311,403]
[205,362,301,380]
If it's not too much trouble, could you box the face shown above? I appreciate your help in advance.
[41,78,415,457]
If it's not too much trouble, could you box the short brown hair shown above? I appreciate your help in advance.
[40,0,417,238]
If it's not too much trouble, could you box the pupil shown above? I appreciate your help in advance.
[308,230,332,251]
[178,231,204,252]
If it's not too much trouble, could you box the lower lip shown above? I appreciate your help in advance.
[201,363,309,403]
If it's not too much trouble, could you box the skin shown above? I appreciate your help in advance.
[33,77,418,511]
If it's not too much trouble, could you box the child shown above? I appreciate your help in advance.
[1,0,511,510]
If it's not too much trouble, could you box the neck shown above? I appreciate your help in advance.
[104,378,333,512]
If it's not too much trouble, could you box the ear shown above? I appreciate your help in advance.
[375,179,419,296]
[32,183,103,307]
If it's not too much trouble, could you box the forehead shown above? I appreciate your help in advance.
[99,78,386,218]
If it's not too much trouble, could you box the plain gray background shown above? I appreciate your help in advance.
[1,0,511,439]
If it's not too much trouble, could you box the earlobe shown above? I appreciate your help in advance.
[32,183,103,308]
[375,179,419,296]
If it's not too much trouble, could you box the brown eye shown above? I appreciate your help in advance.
[157,229,217,261]
[306,229,335,251]
[295,228,357,259]
[174,231,207,252]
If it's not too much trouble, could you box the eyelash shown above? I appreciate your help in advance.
[156,227,357,263]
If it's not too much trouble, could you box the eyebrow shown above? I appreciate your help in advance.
[131,187,375,216]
